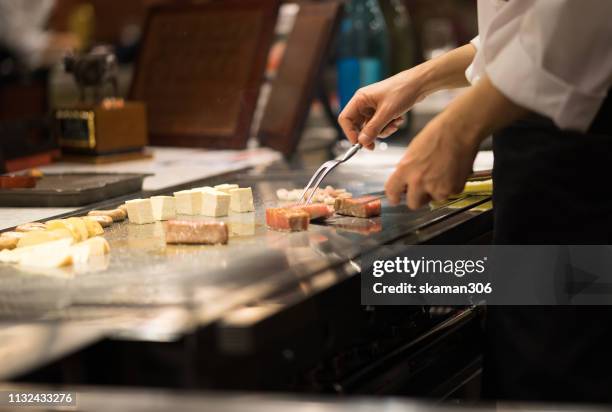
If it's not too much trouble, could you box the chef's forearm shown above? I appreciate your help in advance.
[414,44,477,98]
[436,75,529,146]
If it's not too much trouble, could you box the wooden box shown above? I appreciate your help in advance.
[56,101,147,155]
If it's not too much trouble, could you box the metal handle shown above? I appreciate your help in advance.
[340,143,362,162]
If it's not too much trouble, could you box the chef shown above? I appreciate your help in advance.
[0,0,79,70]
[338,0,612,403]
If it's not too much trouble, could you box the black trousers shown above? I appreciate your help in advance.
[483,102,612,402]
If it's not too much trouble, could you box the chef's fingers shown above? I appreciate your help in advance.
[379,125,399,138]
[380,118,404,136]
[338,116,363,144]
[338,95,370,144]
[378,117,406,138]
[384,171,406,206]
[407,184,431,210]
[359,108,393,148]
[358,105,375,119]
[392,117,404,126]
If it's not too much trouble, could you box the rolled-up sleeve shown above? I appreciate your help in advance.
[470,36,480,50]
[465,36,481,84]
[483,0,612,132]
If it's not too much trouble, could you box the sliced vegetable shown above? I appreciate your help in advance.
[17,229,74,248]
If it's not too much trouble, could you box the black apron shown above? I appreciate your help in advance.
[482,93,612,403]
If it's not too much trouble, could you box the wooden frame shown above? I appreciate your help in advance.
[130,0,279,149]
[258,1,343,156]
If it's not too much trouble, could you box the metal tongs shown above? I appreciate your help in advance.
[298,143,363,205]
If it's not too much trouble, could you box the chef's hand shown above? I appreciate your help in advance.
[338,44,478,150]
[385,112,480,209]
[338,69,425,150]
[385,76,529,209]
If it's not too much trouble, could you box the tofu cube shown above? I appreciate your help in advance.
[126,199,155,224]
[193,186,215,192]
[214,184,239,194]
[174,190,202,215]
[230,187,254,213]
[200,189,231,217]
[151,196,176,221]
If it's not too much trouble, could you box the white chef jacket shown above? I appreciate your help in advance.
[0,0,55,69]
[466,0,612,132]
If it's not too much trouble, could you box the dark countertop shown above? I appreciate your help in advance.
[0,384,608,412]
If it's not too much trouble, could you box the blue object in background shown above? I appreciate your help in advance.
[337,57,360,109]
[336,0,390,110]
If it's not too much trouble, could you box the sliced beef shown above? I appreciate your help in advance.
[165,220,228,245]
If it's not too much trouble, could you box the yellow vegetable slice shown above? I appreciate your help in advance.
[83,215,113,228]
[66,218,89,241]
[462,179,493,194]
[45,220,80,241]
[1,231,25,239]
[71,237,110,264]
[472,200,493,212]
[19,246,73,268]
[0,237,17,250]
[16,229,74,248]
[1,238,74,264]
[82,218,104,237]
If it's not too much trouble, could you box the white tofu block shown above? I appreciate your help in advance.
[151,196,176,221]
[193,186,215,193]
[126,199,155,224]
[201,189,231,217]
[174,190,202,215]
[214,184,239,194]
[230,187,255,213]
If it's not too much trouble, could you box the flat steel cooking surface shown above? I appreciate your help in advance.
[0,171,488,327]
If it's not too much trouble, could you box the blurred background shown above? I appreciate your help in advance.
[0,0,477,172]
